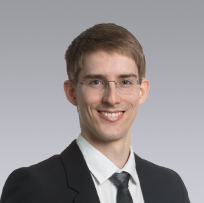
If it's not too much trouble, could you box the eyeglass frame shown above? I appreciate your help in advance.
[70,78,142,94]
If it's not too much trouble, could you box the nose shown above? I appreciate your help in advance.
[102,81,121,106]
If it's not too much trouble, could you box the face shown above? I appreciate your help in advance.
[64,51,149,145]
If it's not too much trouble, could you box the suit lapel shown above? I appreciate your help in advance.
[60,140,100,203]
[134,154,155,203]
[135,154,163,203]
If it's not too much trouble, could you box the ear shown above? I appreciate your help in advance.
[64,80,78,106]
[139,79,150,105]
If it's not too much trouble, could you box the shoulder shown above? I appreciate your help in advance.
[135,154,183,181]
[135,154,190,203]
[0,155,72,203]
[9,155,66,186]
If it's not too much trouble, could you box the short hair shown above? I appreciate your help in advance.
[65,23,146,83]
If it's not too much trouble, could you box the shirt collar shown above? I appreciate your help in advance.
[76,134,139,184]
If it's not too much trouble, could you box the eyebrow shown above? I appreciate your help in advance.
[83,74,137,80]
[117,74,137,79]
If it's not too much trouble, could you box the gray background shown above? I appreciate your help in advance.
[0,1,203,202]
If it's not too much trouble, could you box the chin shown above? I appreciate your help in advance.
[95,128,127,142]
[80,119,130,143]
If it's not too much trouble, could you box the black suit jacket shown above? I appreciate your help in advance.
[1,140,190,203]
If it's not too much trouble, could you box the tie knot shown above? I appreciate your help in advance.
[109,172,130,188]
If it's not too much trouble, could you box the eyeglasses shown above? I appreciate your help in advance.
[72,78,141,94]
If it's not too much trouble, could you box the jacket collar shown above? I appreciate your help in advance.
[60,140,100,203]
[60,139,161,203]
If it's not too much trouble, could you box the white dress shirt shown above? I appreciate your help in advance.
[76,134,145,203]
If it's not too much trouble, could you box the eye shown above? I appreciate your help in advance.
[92,80,101,85]
[89,79,104,86]
[120,80,132,85]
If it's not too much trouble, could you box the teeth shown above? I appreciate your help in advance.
[100,111,123,117]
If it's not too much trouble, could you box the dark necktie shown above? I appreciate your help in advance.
[109,171,133,203]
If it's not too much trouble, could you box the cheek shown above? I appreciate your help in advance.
[124,93,139,106]
[124,94,139,120]
[76,90,101,114]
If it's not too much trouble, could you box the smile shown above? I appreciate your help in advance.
[97,111,125,122]
[98,111,125,117]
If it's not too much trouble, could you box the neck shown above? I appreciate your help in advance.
[81,132,131,169]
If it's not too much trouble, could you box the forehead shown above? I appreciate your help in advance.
[79,51,138,79]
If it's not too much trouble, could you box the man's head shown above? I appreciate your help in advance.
[64,23,149,146]
[65,23,146,83]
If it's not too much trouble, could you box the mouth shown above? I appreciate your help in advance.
[98,111,125,118]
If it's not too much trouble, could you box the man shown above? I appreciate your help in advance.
[0,23,190,203]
